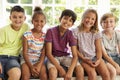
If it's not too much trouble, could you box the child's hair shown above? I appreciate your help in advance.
[59,9,77,23]
[32,6,46,21]
[100,13,118,25]
[78,9,99,33]
[10,5,25,14]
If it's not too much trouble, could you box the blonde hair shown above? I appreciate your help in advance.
[78,9,99,33]
[100,13,118,26]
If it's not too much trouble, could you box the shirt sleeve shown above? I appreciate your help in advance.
[23,31,28,38]
[71,28,78,40]
[95,32,102,40]
[69,30,77,46]
[45,29,52,42]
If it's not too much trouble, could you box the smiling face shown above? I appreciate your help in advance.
[10,11,26,30]
[59,16,73,30]
[32,14,46,32]
[82,12,96,30]
[101,17,116,31]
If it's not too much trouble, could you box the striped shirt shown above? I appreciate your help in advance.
[23,30,45,61]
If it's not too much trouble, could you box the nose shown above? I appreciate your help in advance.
[38,21,42,25]
[106,21,111,25]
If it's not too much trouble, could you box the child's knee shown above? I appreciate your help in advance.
[40,73,48,80]
[88,70,97,77]
[75,65,84,73]
[49,67,57,76]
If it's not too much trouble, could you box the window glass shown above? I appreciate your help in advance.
[43,7,53,25]
[21,0,32,4]
[110,8,120,26]
[2,0,120,29]
[89,0,97,5]
[74,7,84,24]
[23,6,32,24]
[7,0,18,3]
[55,0,66,4]
[110,0,120,5]
[23,6,32,15]
[5,6,12,24]
[110,0,120,28]
[42,0,52,4]
[54,7,65,24]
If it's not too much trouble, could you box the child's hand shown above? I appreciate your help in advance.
[33,62,41,73]
[64,70,72,80]
[83,57,91,63]
[116,66,120,75]
[58,66,66,77]
[83,57,93,65]
[91,59,101,67]
[30,65,39,77]
[95,59,100,65]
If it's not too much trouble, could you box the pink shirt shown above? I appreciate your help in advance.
[72,28,101,59]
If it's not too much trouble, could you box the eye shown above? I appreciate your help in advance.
[19,16,23,19]
[69,19,73,22]
[92,18,95,21]
[110,20,114,23]
[103,21,107,23]
[40,20,44,23]
[12,16,17,19]
[34,20,37,22]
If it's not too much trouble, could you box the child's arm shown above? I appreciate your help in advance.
[45,42,66,77]
[118,44,120,55]
[116,31,120,54]
[77,49,84,60]
[22,36,34,72]
[102,45,120,70]
[94,38,102,66]
[34,46,45,71]
[66,46,78,79]
[77,50,92,65]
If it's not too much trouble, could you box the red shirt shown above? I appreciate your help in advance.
[45,26,77,57]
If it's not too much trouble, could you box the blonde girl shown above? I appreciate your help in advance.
[72,9,110,80]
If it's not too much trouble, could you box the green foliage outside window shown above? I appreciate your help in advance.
[55,0,66,4]
[74,7,84,24]
[89,0,97,5]
[110,0,120,5]
[43,7,53,25]
[54,7,65,25]
[7,0,18,3]
[21,0,32,4]
[110,0,120,27]
[42,0,52,4]
[5,0,120,27]
[111,8,120,26]
[23,6,32,15]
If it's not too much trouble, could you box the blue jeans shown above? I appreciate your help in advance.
[0,55,20,80]
[109,53,120,66]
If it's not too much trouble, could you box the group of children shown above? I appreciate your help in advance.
[0,5,120,80]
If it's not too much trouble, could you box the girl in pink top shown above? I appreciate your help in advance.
[72,9,110,80]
